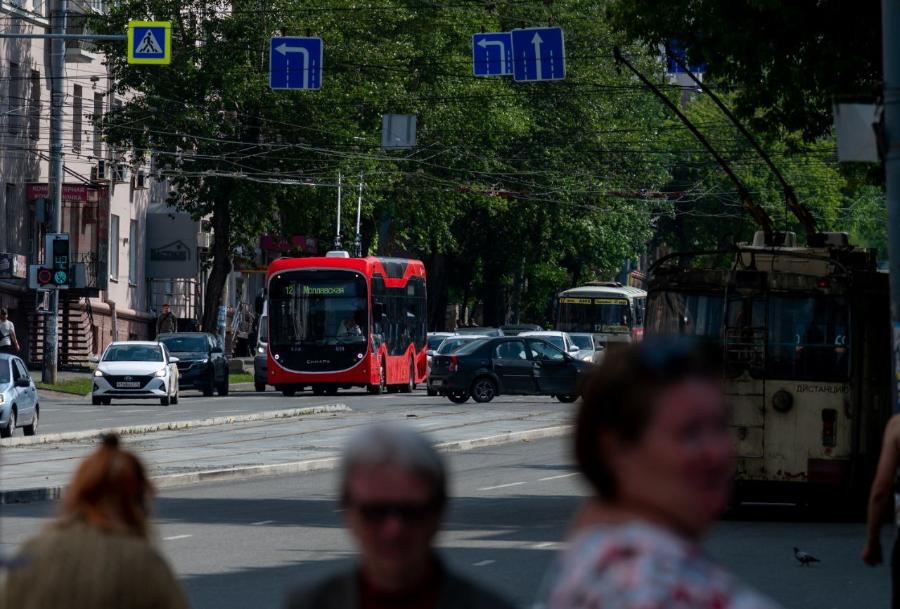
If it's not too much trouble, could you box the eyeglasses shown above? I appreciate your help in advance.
[349,501,438,524]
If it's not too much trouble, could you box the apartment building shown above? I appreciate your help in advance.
[0,0,195,367]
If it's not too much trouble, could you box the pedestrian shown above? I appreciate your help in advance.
[0,307,20,354]
[157,303,177,336]
[862,413,900,608]
[0,434,189,609]
[283,423,515,609]
[542,340,782,609]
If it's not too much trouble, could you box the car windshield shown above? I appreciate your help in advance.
[454,338,489,355]
[427,335,449,350]
[159,335,207,352]
[103,345,163,362]
[570,334,593,349]
[437,337,477,354]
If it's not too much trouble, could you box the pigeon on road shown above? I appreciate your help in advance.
[793,547,821,566]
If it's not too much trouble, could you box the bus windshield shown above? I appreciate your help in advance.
[557,297,632,333]
[269,271,369,347]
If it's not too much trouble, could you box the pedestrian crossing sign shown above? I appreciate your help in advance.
[127,21,171,65]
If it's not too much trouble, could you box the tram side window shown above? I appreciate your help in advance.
[766,296,849,381]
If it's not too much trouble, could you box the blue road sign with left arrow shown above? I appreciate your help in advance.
[270,36,323,90]
[473,32,513,77]
[511,27,565,82]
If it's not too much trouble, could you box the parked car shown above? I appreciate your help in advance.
[92,341,180,406]
[254,313,268,392]
[519,331,580,357]
[427,332,455,353]
[568,332,605,364]
[500,323,543,336]
[0,354,39,438]
[428,336,590,404]
[426,335,488,396]
[158,332,229,396]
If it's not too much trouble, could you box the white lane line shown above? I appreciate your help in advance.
[477,481,527,491]
[532,542,556,549]
[162,534,193,541]
[250,520,275,526]
[472,560,495,567]
[538,473,577,482]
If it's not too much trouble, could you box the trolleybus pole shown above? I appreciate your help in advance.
[883,0,900,412]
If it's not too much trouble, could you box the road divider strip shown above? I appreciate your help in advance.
[1,424,571,504]
[0,404,350,448]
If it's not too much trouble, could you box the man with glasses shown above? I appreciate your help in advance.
[284,423,514,609]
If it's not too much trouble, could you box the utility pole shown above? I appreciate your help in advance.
[43,0,67,384]
[334,171,342,251]
[884,0,900,412]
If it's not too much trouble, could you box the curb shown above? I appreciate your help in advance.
[0,404,350,448]
[0,424,571,504]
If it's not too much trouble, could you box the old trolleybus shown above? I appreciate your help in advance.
[266,253,427,396]
[556,282,647,347]
[646,232,891,507]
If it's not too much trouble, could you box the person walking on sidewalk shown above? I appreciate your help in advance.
[542,340,782,609]
[0,308,20,354]
[157,303,177,336]
[862,413,900,608]
[283,423,516,609]
[0,434,189,609]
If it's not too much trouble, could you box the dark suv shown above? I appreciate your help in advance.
[158,332,229,396]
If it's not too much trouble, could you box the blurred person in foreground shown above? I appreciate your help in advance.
[862,412,900,608]
[0,434,189,609]
[284,423,515,609]
[543,340,782,609]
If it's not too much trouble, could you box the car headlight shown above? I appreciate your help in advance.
[257,346,265,354]
[201,358,209,364]
[154,368,167,377]
[93,369,104,377]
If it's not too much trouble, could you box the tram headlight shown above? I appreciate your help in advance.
[772,389,793,413]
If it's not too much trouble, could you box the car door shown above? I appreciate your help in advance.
[10,359,33,421]
[528,339,579,395]
[491,339,536,394]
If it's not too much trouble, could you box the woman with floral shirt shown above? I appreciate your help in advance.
[544,340,782,609]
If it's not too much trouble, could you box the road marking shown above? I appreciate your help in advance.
[532,542,556,549]
[250,520,275,526]
[538,473,577,482]
[163,534,193,541]
[472,560,495,567]
[477,481,527,491]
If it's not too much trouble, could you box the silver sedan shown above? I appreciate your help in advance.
[0,353,39,438]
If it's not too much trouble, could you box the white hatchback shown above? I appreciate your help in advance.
[92,341,180,406]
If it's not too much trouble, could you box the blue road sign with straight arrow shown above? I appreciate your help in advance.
[270,36,323,90]
[472,32,513,77]
[511,27,565,82]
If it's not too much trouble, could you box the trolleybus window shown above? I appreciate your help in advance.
[269,271,369,347]
[647,292,725,340]
[766,295,849,381]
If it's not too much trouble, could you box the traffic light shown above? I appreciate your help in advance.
[50,236,70,287]
[36,266,53,286]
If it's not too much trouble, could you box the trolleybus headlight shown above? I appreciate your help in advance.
[772,389,793,413]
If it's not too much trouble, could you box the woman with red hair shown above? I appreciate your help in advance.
[1,434,188,609]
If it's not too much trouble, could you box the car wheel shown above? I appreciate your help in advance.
[0,409,14,438]
[160,388,171,406]
[556,394,578,403]
[172,387,179,405]
[254,382,265,393]
[282,387,296,397]
[217,378,229,396]
[447,391,469,404]
[23,407,38,436]
[325,385,338,396]
[101,397,112,405]
[470,377,497,403]
[92,395,101,405]
[427,388,437,397]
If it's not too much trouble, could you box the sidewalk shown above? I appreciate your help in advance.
[1,405,572,503]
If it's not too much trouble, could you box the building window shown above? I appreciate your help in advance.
[29,70,40,140]
[92,93,103,158]
[109,214,119,280]
[8,63,22,135]
[72,85,82,153]
[128,220,137,284]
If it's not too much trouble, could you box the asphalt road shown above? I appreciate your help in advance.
[34,385,563,435]
[0,438,890,609]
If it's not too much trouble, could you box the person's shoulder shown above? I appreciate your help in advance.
[283,569,356,609]
[443,569,517,609]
